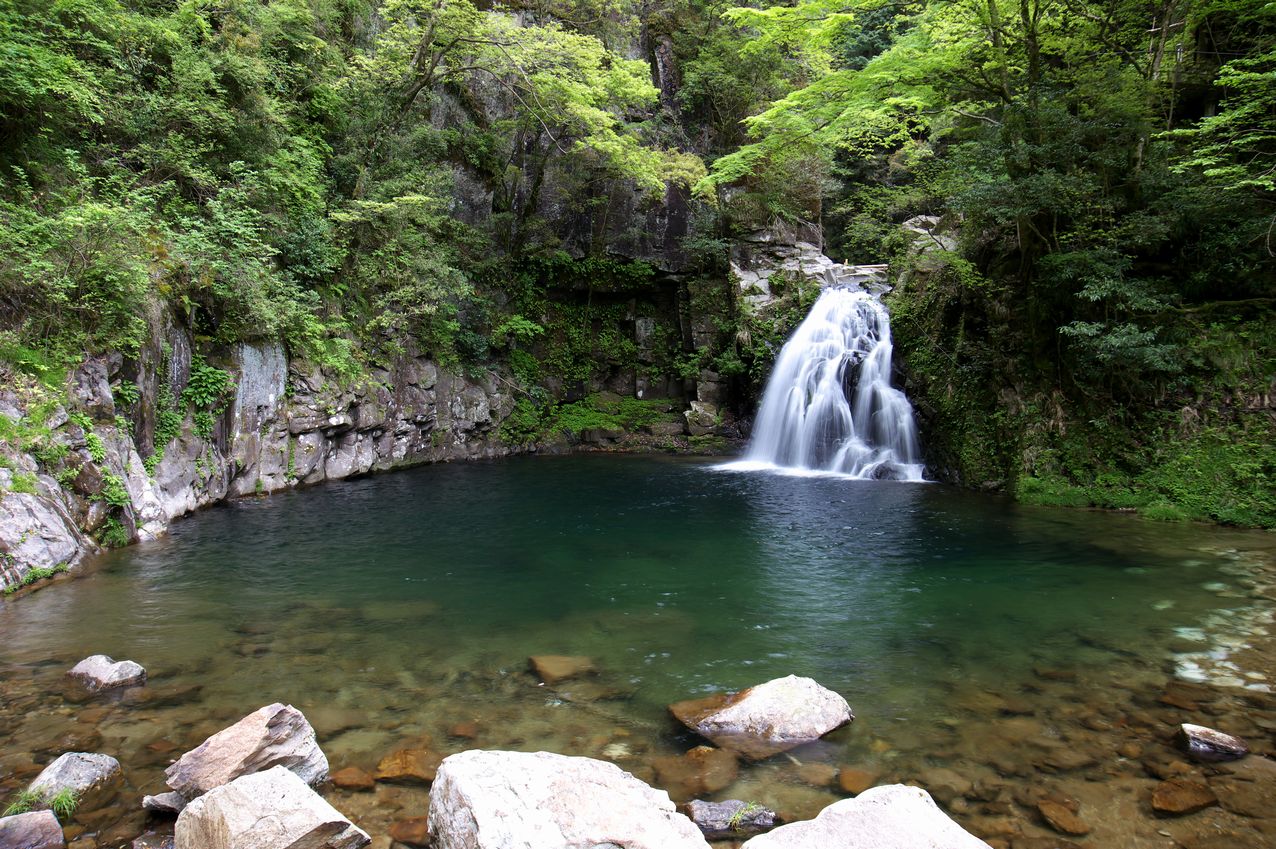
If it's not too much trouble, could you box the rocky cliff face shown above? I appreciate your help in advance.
[0,330,516,593]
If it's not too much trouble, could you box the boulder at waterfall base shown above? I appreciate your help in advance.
[0,810,65,849]
[428,750,711,849]
[739,784,990,848]
[28,752,122,809]
[669,675,853,758]
[67,656,146,692]
[165,703,328,798]
[174,766,368,849]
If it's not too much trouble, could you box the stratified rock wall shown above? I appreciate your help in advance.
[0,321,517,592]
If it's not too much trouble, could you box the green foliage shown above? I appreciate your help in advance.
[96,472,131,508]
[84,432,105,464]
[1,562,69,595]
[2,790,42,815]
[727,801,763,832]
[0,338,66,388]
[112,380,139,407]
[181,359,233,410]
[8,471,38,494]
[47,789,78,820]
[500,398,548,445]
[99,517,129,549]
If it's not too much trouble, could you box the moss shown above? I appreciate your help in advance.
[99,517,129,549]
[8,471,38,494]
[2,562,69,595]
[1140,502,1190,522]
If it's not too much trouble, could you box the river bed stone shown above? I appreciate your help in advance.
[669,676,853,759]
[165,703,328,799]
[0,810,65,849]
[67,657,146,693]
[174,766,369,849]
[428,750,710,849]
[739,784,989,848]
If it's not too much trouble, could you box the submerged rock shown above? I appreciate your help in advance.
[428,750,710,849]
[652,746,738,800]
[174,766,369,849]
[738,785,989,849]
[669,675,853,759]
[838,767,880,795]
[0,810,65,849]
[131,834,175,849]
[67,656,146,692]
[529,655,596,685]
[1036,800,1090,836]
[329,767,376,791]
[375,749,442,785]
[165,703,328,799]
[141,792,186,815]
[1151,778,1218,816]
[685,799,776,840]
[388,818,431,847]
[1176,723,1248,763]
[28,752,122,809]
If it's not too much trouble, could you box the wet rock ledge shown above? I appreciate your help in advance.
[0,343,518,594]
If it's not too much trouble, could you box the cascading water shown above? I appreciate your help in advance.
[723,286,925,481]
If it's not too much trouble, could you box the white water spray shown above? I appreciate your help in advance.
[723,287,925,481]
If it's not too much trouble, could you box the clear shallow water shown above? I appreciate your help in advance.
[2,454,1274,842]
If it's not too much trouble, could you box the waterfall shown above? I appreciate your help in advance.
[723,286,925,481]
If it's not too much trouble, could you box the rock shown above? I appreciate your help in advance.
[388,818,431,847]
[375,749,441,785]
[141,792,186,815]
[428,750,710,849]
[1036,749,1096,772]
[916,768,973,807]
[1036,800,1090,836]
[652,746,739,800]
[0,810,65,849]
[132,834,175,849]
[165,703,328,799]
[28,753,122,809]
[669,675,852,759]
[796,763,837,788]
[1209,759,1276,818]
[738,785,989,849]
[447,722,479,739]
[329,767,376,791]
[838,767,879,795]
[0,490,94,594]
[685,800,776,840]
[174,766,368,849]
[1143,756,1193,780]
[1151,777,1218,815]
[528,655,596,685]
[684,401,720,436]
[1176,723,1248,763]
[67,656,146,692]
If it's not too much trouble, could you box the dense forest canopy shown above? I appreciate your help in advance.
[0,0,1273,523]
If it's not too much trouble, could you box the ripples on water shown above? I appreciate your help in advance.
[2,454,1273,844]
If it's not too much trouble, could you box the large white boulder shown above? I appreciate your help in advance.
[165,703,328,799]
[174,766,368,849]
[68,655,146,691]
[428,750,711,849]
[740,785,990,849]
[669,675,853,758]
[0,810,65,849]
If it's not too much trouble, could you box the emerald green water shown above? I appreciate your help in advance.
[1,454,1274,842]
